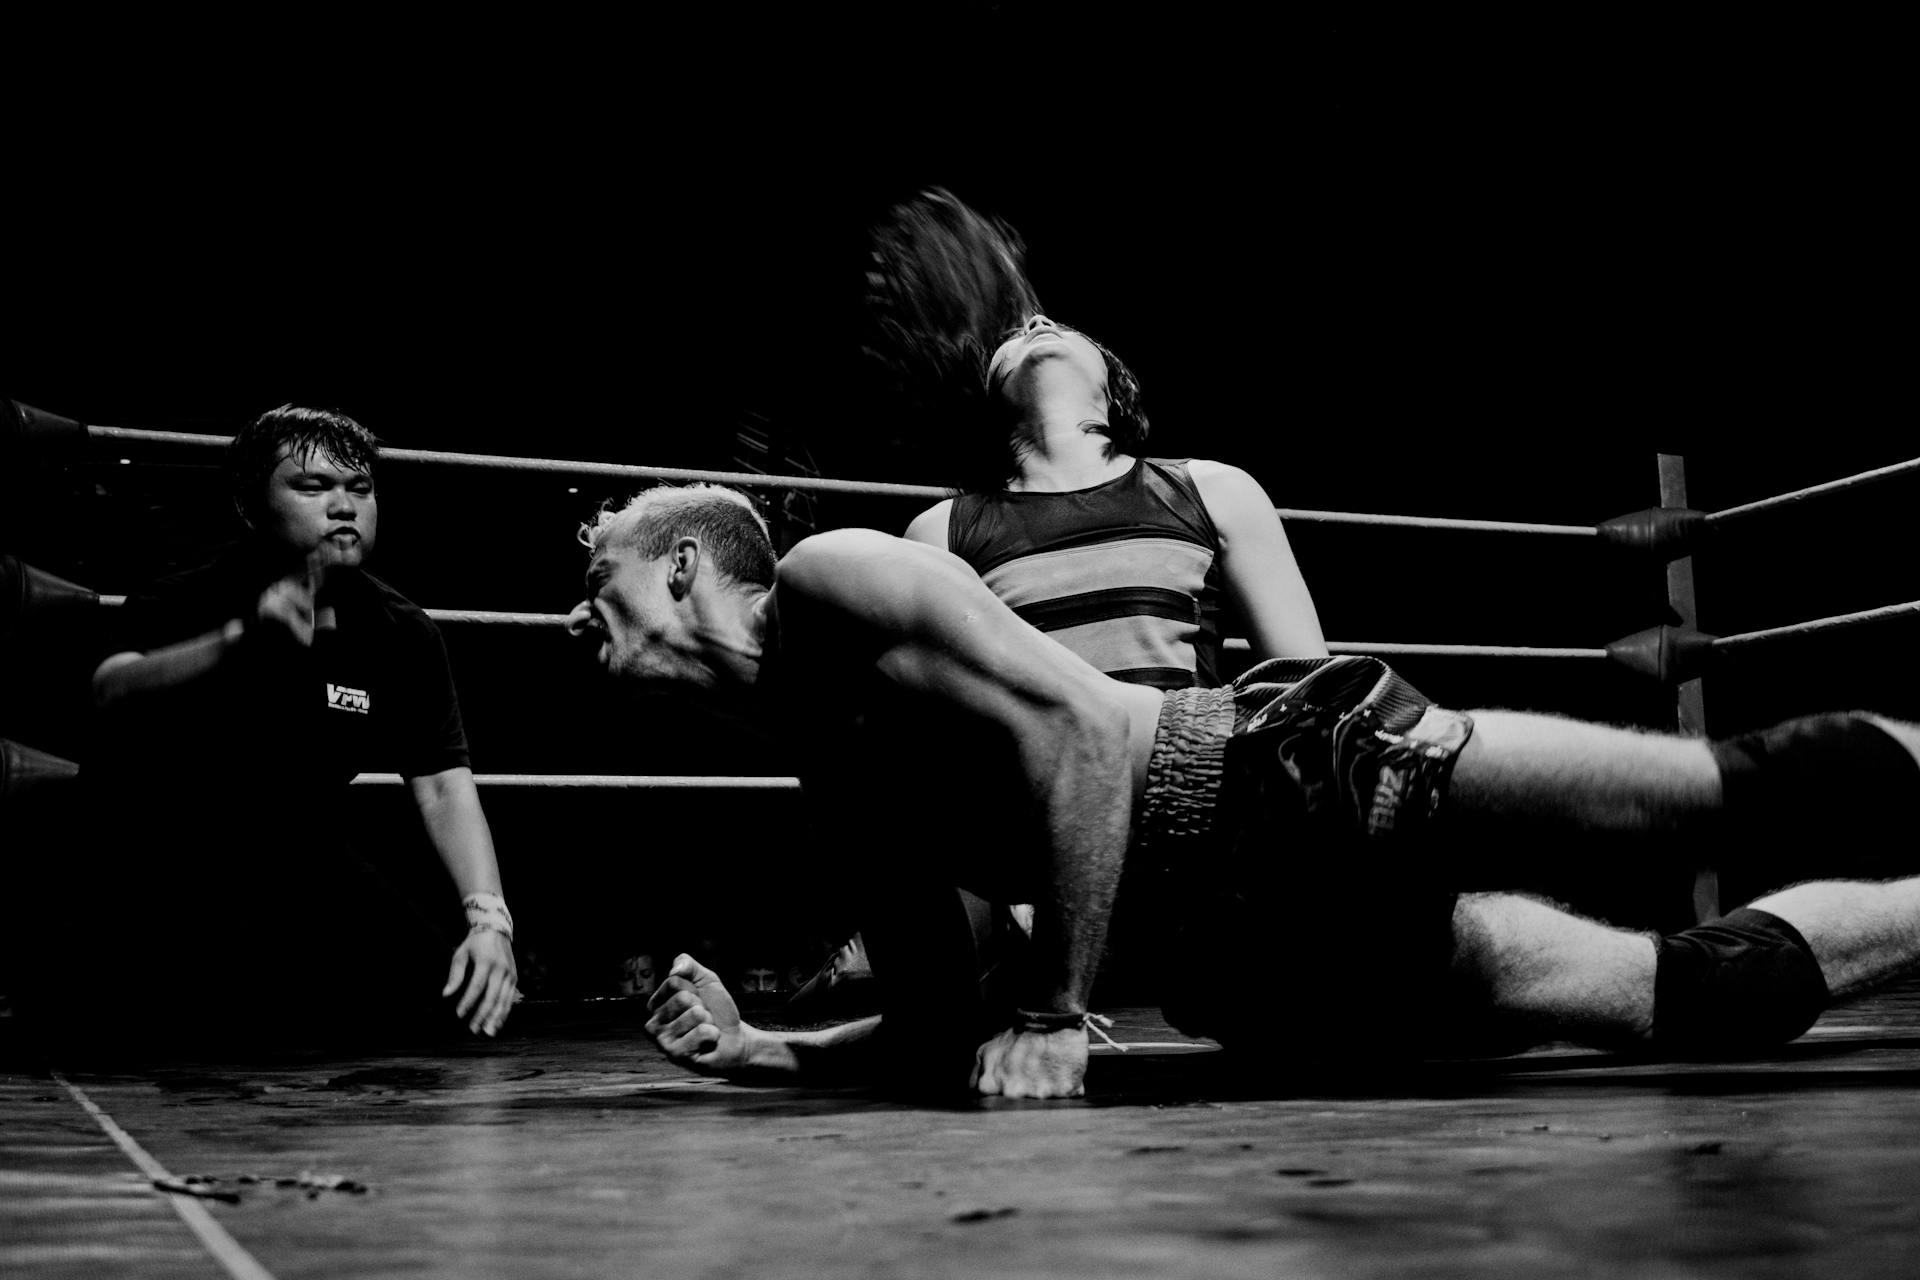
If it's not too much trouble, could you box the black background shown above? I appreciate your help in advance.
[6,12,1915,984]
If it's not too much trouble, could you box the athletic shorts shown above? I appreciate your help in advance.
[1138,657,1475,1056]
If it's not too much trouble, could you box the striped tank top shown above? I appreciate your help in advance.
[947,458,1225,690]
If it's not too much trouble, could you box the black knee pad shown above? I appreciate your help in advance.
[1710,712,1916,842]
[1653,907,1828,1055]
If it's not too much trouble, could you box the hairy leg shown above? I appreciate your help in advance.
[1450,710,1721,831]
[1745,877,1920,1000]
[1448,891,1655,1050]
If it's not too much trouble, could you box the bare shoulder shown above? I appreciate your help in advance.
[903,498,954,547]
[781,528,932,580]
[777,529,978,619]
[1185,457,1269,500]
[1186,458,1278,524]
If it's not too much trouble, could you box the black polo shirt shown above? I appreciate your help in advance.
[103,542,470,793]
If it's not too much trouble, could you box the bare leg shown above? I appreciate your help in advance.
[1746,878,1920,1000]
[1448,891,1655,1050]
[1450,710,1721,831]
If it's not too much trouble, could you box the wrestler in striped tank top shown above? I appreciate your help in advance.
[946,457,1225,691]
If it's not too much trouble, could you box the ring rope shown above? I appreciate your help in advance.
[85,425,1597,534]
[1705,457,1920,526]
[1712,600,1920,652]
[1278,641,1608,661]
[91,596,1917,661]
[69,427,1920,534]
[351,773,802,789]
[1272,508,1594,538]
[91,596,1607,660]
[71,429,1918,667]
[346,588,1908,797]
[89,427,952,501]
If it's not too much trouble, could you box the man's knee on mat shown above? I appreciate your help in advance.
[1651,907,1828,1055]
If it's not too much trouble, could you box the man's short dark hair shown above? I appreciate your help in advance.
[227,404,379,525]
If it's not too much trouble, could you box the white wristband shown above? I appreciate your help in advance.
[463,892,514,942]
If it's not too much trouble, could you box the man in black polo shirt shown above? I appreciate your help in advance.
[87,404,517,1044]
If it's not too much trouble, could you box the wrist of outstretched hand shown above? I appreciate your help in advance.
[1013,1009,1090,1034]
[1009,1009,1122,1050]
[738,1023,800,1074]
[462,892,514,943]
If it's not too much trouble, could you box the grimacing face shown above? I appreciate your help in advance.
[257,447,377,567]
[985,314,1107,401]
[568,542,681,683]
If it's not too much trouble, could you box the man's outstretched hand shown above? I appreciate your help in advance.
[970,1025,1089,1099]
[644,954,753,1075]
[443,929,517,1037]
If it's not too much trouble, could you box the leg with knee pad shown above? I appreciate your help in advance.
[1653,907,1828,1055]
[1711,712,1917,839]
[1710,712,1919,901]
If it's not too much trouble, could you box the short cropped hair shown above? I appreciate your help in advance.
[578,484,777,589]
[227,404,379,525]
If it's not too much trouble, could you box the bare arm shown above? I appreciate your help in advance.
[93,555,328,709]
[646,954,883,1081]
[409,766,518,1035]
[93,622,246,709]
[780,531,1136,1094]
[1189,459,1328,661]
[902,498,954,549]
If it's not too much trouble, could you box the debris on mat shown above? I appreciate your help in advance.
[151,1176,240,1204]
[154,1171,372,1202]
[951,1206,1019,1224]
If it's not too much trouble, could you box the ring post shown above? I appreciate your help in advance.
[1660,453,1718,922]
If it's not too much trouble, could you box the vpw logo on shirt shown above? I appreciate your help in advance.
[327,683,371,714]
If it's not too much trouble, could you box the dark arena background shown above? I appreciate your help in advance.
[5,14,1918,1279]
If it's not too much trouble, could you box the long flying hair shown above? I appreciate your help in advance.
[863,189,1150,489]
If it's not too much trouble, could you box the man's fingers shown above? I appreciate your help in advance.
[661,1005,713,1044]
[256,577,317,644]
[304,545,339,593]
[644,988,702,1033]
[667,953,714,985]
[646,974,696,1014]
[645,998,715,1058]
[485,971,518,1034]
[488,968,517,1030]
[647,959,717,1011]
[443,951,470,999]
[673,1022,720,1063]
[471,967,510,1036]
[454,955,490,1020]
[684,1023,724,1062]
[971,1042,1002,1094]
[465,965,497,1033]
[970,1033,1086,1099]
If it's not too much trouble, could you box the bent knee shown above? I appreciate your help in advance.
[1450,893,1656,1046]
